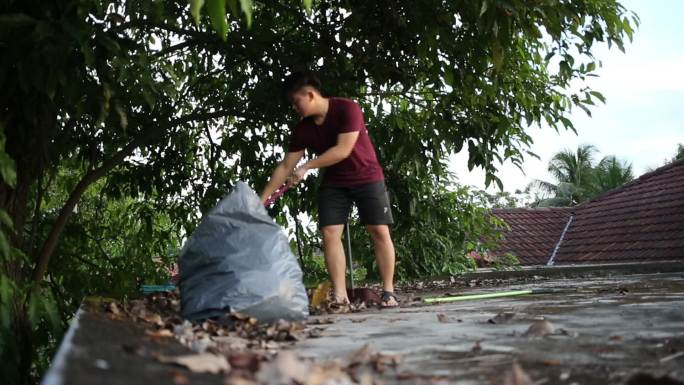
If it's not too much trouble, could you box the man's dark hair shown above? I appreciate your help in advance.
[282,71,322,100]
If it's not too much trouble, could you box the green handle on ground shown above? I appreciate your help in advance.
[423,288,558,304]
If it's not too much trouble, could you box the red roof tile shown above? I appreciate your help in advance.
[553,159,684,265]
[490,160,684,265]
[490,207,573,265]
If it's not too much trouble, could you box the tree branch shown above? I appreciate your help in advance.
[31,106,255,284]
[32,128,159,284]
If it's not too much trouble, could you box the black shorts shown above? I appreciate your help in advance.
[318,180,394,228]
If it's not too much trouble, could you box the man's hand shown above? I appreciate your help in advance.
[289,165,309,185]
[261,150,305,203]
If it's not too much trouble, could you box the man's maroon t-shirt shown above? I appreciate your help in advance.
[288,97,385,186]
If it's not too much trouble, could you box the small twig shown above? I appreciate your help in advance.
[660,351,684,363]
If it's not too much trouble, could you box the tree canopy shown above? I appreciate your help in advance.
[1,1,637,383]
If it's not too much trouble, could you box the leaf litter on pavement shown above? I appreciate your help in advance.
[102,287,659,385]
[104,290,402,384]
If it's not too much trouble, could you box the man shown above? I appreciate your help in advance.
[260,72,398,308]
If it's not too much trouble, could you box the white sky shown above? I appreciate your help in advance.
[450,0,684,193]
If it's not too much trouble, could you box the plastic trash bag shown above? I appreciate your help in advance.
[179,181,309,322]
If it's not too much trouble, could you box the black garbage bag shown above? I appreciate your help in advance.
[179,181,309,322]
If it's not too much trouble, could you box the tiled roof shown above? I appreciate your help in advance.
[491,159,684,265]
[553,159,684,264]
[490,208,573,265]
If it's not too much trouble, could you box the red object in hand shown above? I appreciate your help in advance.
[263,184,290,207]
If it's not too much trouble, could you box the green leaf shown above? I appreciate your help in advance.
[0,210,12,228]
[0,153,16,187]
[479,0,488,17]
[240,0,253,27]
[0,231,9,258]
[189,0,205,25]
[444,68,454,87]
[559,116,574,130]
[114,102,128,129]
[491,42,504,70]
[589,90,605,103]
[206,0,228,40]
[303,0,313,12]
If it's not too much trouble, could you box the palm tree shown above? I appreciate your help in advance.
[529,144,598,206]
[674,143,684,161]
[590,155,634,196]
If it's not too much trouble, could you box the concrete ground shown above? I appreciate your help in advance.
[297,272,684,384]
[42,269,684,385]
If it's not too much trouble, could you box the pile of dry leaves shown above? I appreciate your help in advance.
[103,290,403,384]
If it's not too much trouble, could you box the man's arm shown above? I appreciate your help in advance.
[290,131,359,184]
[260,150,305,203]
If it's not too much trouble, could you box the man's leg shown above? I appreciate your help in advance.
[318,185,353,302]
[366,225,398,306]
[353,181,398,307]
[321,225,349,301]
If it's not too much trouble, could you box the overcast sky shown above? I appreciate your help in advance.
[450,0,684,193]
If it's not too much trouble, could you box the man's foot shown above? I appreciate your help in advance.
[380,290,399,308]
[328,292,351,313]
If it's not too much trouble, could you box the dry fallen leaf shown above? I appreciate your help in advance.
[374,352,402,373]
[146,329,174,338]
[503,362,535,385]
[228,352,262,371]
[396,372,418,380]
[437,314,460,323]
[157,353,230,374]
[523,319,554,337]
[213,336,250,352]
[140,313,164,326]
[231,312,251,321]
[357,371,374,385]
[558,328,579,338]
[107,302,121,316]
[306,363,354,385]
[225,375,259,385]
[170,370,189,385]
[488,312,515,324]
[256,351,310,384]
[307,318,336,325]
[348,344,375,367]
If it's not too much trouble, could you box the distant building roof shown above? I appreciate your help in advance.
[490,207,572,265]
[491,159,684,265]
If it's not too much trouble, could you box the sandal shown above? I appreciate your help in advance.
[380,290,399,308]
[327,293,351,313]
